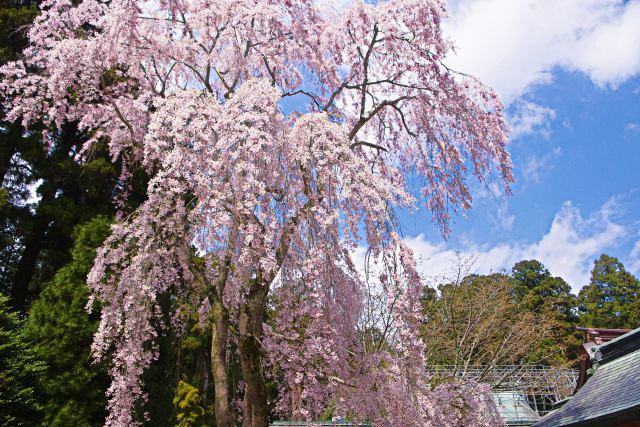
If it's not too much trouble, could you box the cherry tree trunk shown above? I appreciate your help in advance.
[239,282,270,427]
[211,300,233,427]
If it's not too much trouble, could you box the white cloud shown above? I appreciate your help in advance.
[316,0,640,104]
[629,239,640,273]
[508,101,556,139]
[565,1,640,87]
[402,198,632,292]
[444,0,640,104]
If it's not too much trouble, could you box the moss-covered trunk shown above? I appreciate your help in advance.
[239,281,270,427]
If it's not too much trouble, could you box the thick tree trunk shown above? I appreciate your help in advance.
[239,282,270,427]
[188,253,234,427]
[9,122,79,312]
[9,183,56,312]
[211,300,233,427]
[0,119,24,187]
[0,141,17,187]
[10,224,46,311]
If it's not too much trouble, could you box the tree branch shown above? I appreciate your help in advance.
[348,96,414,140]
[350,141,387,152]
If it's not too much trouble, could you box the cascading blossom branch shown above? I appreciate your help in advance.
[0,0,513,425]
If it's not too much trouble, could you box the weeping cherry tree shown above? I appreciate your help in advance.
[1,0,513,425]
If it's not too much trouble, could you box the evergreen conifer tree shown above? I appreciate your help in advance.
[22,216,111,426]
[578,254,640,329]
[510,260,580,364]
[0,293,44,426]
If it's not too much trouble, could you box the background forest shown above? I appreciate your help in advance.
[1,0,639,425]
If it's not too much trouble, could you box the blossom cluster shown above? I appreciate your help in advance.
[0,0,512,424]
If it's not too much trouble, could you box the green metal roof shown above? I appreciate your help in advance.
[493,392,541,426]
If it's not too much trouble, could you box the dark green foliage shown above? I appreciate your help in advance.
[510,260,580,365]
[138,291,212,426]
[578,254,640,329]
[0,293,44,426]
[511,260,576,319]
[511,260,551,302]
[4,126,125,311]
[1,123,149,312]
[0,0,41,302]
[0,0,39,65]
[0,188,22,288]
[140,303,181,427]
[0,0,148,311]
[22,216,112,426]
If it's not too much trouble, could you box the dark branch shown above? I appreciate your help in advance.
[350,141,387,152]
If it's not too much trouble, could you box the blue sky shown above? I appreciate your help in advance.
[332,0,640,291]
[397,0,640,292]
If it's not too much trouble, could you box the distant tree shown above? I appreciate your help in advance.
[578,254,640,329]
[511,260,549,302]
[0,293,44,426]
[511,260,574,316]
[22,216,111,426]
[421,259,552,375]
[510,260,580,364]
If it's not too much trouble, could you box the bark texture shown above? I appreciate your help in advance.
[211,301,232,427]
[239,280,270,427]
[190,255,233,427]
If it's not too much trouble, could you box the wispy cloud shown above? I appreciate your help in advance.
[495,203,515,230]
[520,146,562,183]
[318,0,353,11]
[625,123,639,136]
[399,198,633,292]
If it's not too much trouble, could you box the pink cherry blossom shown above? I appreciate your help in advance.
[1,0,512,425]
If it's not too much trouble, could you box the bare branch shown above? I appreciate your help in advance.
[348,96,414,140]
[350,141,388,152]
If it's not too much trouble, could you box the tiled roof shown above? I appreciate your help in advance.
[534,327,640,426]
